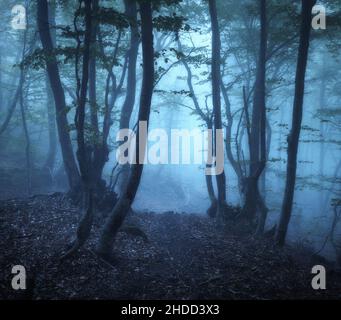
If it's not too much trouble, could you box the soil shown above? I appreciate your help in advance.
[0,193,340,300]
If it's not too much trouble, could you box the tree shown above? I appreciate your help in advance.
[119,0,139,131]
[60,0,94,260]
[37,0,81,195]
[242,0,268,235]
[275,0,317,246]
[208,0,228,218]
[117,0,140,194]
[44,1,57,173]
[97,0,154,260]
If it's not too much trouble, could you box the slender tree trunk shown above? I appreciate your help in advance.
[37,0,80,194]
[44,1,57,173]
[208,0,228,218]
[0,44,2,111]
[89,0,99,135]
[19,25,31,196]
[21,85,31,196]
[119,0,139,131]
[318,58,326,213]
[61,0,93,261]
[44,75,57,173]
[89,0,99,134]
[97,1,154,260]
[205,119,218,217]
[255,0,268,235]
[88,0,105,195]
[275,0,316,246]
[75,0,92,188]
[243,0,268,232]
[117,0,139,194]
[87,0,117,199]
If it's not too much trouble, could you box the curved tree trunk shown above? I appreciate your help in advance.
[97,1,154,260]
[117,0,139,195]
[119,0,139,131]
[61,0,94,261]
[37,0,80,194]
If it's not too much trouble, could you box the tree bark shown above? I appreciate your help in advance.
[89,0,99,136]
[208,0,228,218]
[242,0,268,231]
[61,0,94,261]
[20,25,31,196]
[44,74,57,173]
[255,0,268,235]
[119,0,139,131]
[44,2,57,173]
[117,0,139,194]
[318,58,326,213]
[275,0,316,246]
[37,0,80,194]
[0,43,2,112]
[205,120,218,217]
[97,1,154,259]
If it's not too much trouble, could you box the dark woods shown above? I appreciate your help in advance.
[1,0,341,284]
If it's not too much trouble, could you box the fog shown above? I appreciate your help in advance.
[0,0,340,263]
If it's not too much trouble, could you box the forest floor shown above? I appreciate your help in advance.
[1,193,341,300]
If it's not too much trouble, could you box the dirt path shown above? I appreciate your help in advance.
[0,194,340,300]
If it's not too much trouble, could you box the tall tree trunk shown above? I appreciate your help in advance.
[208,0,228,218]
[97,1,154,260]
[44,2,57,173]
[318,57,326,213]
[21,84,31,196]
[61,0,93,261]
[88,0,104,195]
[275,0,316,246]
[44,75,57,173]
[87,0,118,200]
[254,0,268,235]
[205,119,218,217]
[117,0,139,194]
[19,25,31,196]
[258,118,271,216]
[242,0,268,231]
[0,44,2,112]
[89,0,99,135]
[37,0,80,194]
[119,0,139,131]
